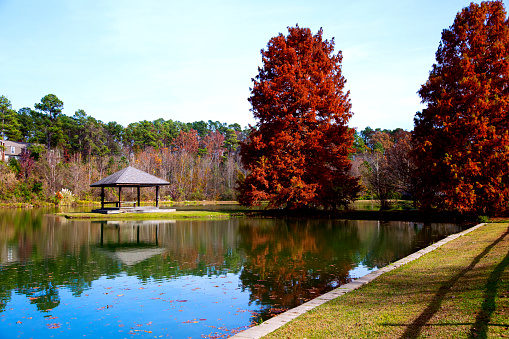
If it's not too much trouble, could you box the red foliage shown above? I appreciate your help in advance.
[173,129,199,154]
[238,26,359,210]
[202,131,225,158]
[18,149,35,180]
[412,1,509,214]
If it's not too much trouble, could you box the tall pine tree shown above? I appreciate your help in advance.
[34,94,64,149]
[413,0,509,214]
[0,96,22,141]
[238,26,359,210]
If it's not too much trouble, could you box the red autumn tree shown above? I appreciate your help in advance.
[412,1,509,214]
[173,129,199,154]
[238,26,359,210]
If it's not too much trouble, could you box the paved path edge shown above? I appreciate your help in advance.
[230,222,486,339]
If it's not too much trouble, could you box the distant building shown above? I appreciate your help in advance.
[0,140,34,162]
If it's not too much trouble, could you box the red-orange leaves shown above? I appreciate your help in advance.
[412,1,509,214]
[238,26,359,210]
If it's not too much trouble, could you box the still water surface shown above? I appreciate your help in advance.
[0,207,465,338]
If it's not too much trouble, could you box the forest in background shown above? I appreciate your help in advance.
[0,94,410,206]
[0,94,246,204]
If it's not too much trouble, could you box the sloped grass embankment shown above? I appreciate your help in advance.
[265,223,509,338]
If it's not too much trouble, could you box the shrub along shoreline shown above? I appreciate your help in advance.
[263,222,509,338]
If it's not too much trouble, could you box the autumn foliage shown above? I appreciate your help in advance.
[412,1,509,214]
[238,26,359,210]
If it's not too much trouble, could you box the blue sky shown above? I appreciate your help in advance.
[1,0,506,131]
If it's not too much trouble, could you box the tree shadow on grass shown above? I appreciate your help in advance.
[397,226,509,339]
[468,243,509,338]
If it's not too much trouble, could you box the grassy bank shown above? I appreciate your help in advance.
[57,210,243,220]
[265,223,509,338]
[0,202,55,208]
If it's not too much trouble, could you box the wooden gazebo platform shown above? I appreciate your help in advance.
[90,166,171,214]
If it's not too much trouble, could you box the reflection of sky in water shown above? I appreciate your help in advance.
[0,209,464,338]
[349,264,377,279]
[3,273,255,338]
[2,263,379,338]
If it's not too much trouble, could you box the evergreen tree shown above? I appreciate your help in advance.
[0,96,22,141]
[34,94,64,149]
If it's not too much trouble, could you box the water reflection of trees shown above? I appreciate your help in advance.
[237,219,361,320]
[0,209,463,317]
[235,219,463,322]
[0,212,244,313]
[360,221,463,268]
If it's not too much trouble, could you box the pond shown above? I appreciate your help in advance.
[0,207,465,338]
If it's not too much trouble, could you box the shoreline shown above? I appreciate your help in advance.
[56,210,240,220]
[232,222,491,339]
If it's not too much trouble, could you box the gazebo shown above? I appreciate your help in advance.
[90,166,170,210]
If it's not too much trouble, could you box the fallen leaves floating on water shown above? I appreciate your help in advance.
[46,323,61,329]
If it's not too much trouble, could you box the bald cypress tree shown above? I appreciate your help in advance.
[413,1,509,214]
[238,26,359,210]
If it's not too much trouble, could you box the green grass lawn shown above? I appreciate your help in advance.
[57,210,243,220]
[264,223,509,339]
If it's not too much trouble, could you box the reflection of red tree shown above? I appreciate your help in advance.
[238,221,355,310]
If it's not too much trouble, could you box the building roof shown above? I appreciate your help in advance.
[1,139,36,160]
[2,140,32,146]
[90,166,170,187]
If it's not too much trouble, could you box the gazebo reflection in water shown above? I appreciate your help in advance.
[95,220,175,266]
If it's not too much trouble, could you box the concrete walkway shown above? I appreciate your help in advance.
[231,223,486,339]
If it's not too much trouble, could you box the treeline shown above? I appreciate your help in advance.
[0,93,411,207]
[1,94,244,156]
[351,127,413,209]
[0,94,247,203]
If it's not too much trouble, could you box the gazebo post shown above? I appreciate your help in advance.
[118,186,122,208]
[137,187,141,207]
[156,186,160,208]
[101,187,105,209]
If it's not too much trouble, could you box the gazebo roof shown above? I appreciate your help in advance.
[98,247,166,266]
[90,166,170,187]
